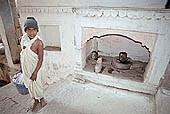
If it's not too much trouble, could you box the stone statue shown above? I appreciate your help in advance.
[91,51,98,60]
[95,57,102,73]
[119,52,128,64]
[112,52,132,70]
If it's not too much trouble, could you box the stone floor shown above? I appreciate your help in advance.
[0,74,156,114]
[85,55,147,82]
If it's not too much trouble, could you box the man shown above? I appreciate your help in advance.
[20,17,47,111]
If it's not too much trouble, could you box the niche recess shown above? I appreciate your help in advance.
[39,25,61,51]
[83,34,150,82]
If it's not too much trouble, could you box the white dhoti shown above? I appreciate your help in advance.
[20,34,43,100]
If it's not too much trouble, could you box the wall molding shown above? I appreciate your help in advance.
[19,7,170,20]
[19,7,73,14]
[73,8,170,20]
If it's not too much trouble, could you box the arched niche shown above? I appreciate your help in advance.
[83,34,150,82]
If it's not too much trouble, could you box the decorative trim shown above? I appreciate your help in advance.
[19,7,72,14]
[73,8,170,20]
[19,7,170,20]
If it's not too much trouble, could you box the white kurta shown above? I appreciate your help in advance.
[20,33,43,100]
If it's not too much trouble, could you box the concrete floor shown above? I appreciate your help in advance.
[0,74,156,114]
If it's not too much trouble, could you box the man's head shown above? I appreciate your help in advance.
[24,17,38,39]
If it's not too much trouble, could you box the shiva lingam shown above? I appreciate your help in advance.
[112,52,132,70]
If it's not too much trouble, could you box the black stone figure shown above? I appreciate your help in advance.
[119,52,128,64]
[165,0,170,9]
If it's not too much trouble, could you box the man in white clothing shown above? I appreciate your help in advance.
[20,17,47,111]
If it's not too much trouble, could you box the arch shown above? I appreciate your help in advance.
[92,34,150,54]
[84,34,150,62]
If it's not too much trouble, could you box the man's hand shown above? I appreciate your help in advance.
[30,72,37,81]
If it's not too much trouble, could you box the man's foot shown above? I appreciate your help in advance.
[40,98,47,107]
[27,99,39,111]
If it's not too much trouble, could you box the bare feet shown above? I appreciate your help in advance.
[27,99,39,111]
[40,98,47,107]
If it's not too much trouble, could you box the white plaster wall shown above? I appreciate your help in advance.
[98,35,149,62]
[19,11,75,84]
[84,40,93,58]
[74,8,170,94]
[17,0,167,8]
[17,3,170,94]
[41,51,74,84]
[155,62,170,114]
[156,62,170,114]
[39,25,61,48]
[156,88,170,114]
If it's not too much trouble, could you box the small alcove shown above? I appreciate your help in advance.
[39,25,61,51]
[83,34,150,82]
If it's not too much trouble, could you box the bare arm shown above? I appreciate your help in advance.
[30,40,44,81]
